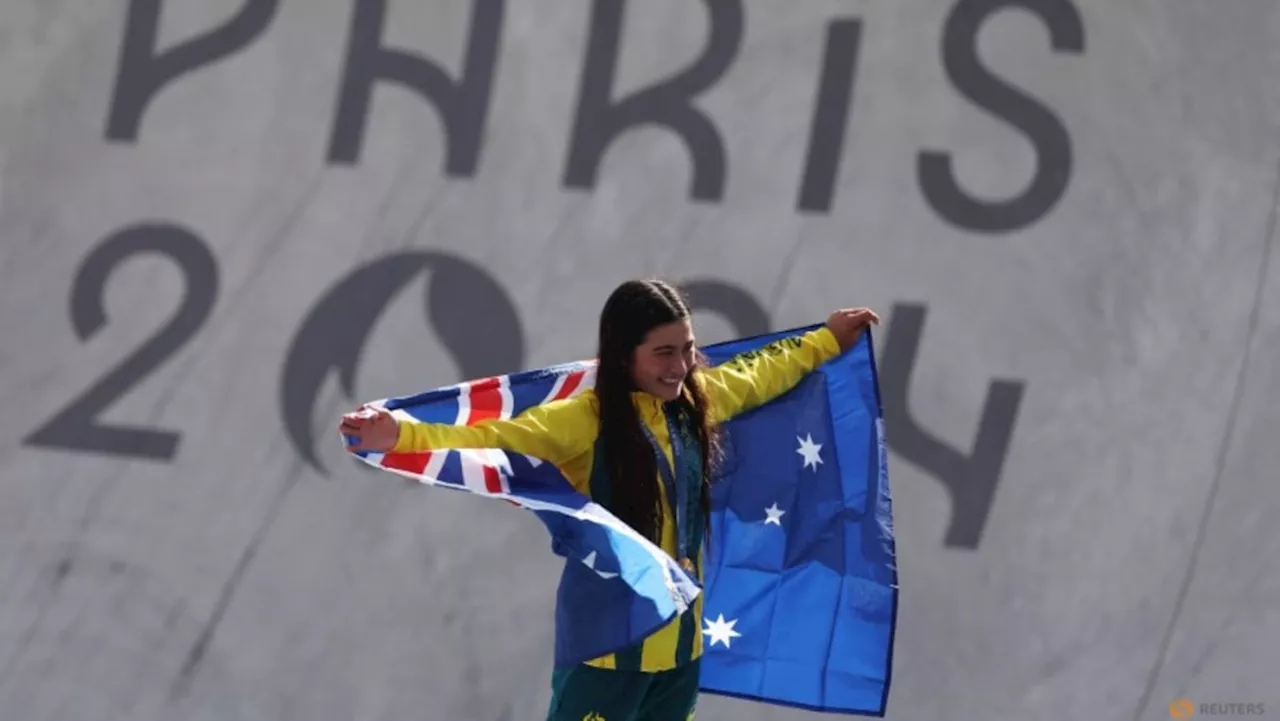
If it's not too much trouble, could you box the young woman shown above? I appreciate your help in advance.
[340,279,878,721]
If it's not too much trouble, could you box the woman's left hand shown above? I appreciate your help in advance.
[826,307,880,351]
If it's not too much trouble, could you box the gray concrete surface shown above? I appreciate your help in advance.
[2,0,1278,719]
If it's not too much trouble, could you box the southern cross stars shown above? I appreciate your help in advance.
[796,433,823,470]
[758,432,821,524]
[763,502,785,525]
[702,613,742,648]
[703,430,826,652]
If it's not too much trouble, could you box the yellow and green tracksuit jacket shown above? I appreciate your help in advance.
[391,326,843,672]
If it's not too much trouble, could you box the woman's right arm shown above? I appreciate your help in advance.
[398,395,595,465]
[344,394,597,468]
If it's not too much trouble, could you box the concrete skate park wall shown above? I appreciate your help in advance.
[2,1,1278,719]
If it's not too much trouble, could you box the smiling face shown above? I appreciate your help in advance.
[629,318,696,401]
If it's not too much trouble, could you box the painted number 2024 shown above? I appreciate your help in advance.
[23,225,1024,550]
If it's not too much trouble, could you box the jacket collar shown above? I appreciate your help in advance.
[630,390,665,415]
[629,390,687,429]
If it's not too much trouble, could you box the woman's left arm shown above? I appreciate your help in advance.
[700,307,878,424]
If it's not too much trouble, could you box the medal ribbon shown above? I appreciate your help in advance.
[639,405,697,569]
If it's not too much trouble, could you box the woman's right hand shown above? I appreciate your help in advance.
[338,405,401,452]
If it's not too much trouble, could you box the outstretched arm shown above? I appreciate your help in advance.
[701,307,878,424]
[340,394,597,468]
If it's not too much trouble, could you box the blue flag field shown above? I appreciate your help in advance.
[342,324,898,716]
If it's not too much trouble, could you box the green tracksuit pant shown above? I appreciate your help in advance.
[545,659,700,721]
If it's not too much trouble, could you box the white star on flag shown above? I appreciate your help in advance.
[702,613,742,648]
[764,502,785,525]
[796,433,823,471]
[581,551,617,579]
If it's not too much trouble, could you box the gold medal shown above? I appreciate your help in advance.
[679,557,696,574]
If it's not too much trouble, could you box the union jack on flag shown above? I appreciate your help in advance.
[362,361,594,497]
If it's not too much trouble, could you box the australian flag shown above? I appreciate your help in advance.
[343,324,897,716]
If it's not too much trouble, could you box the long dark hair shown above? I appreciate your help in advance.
[595,279,723,547]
